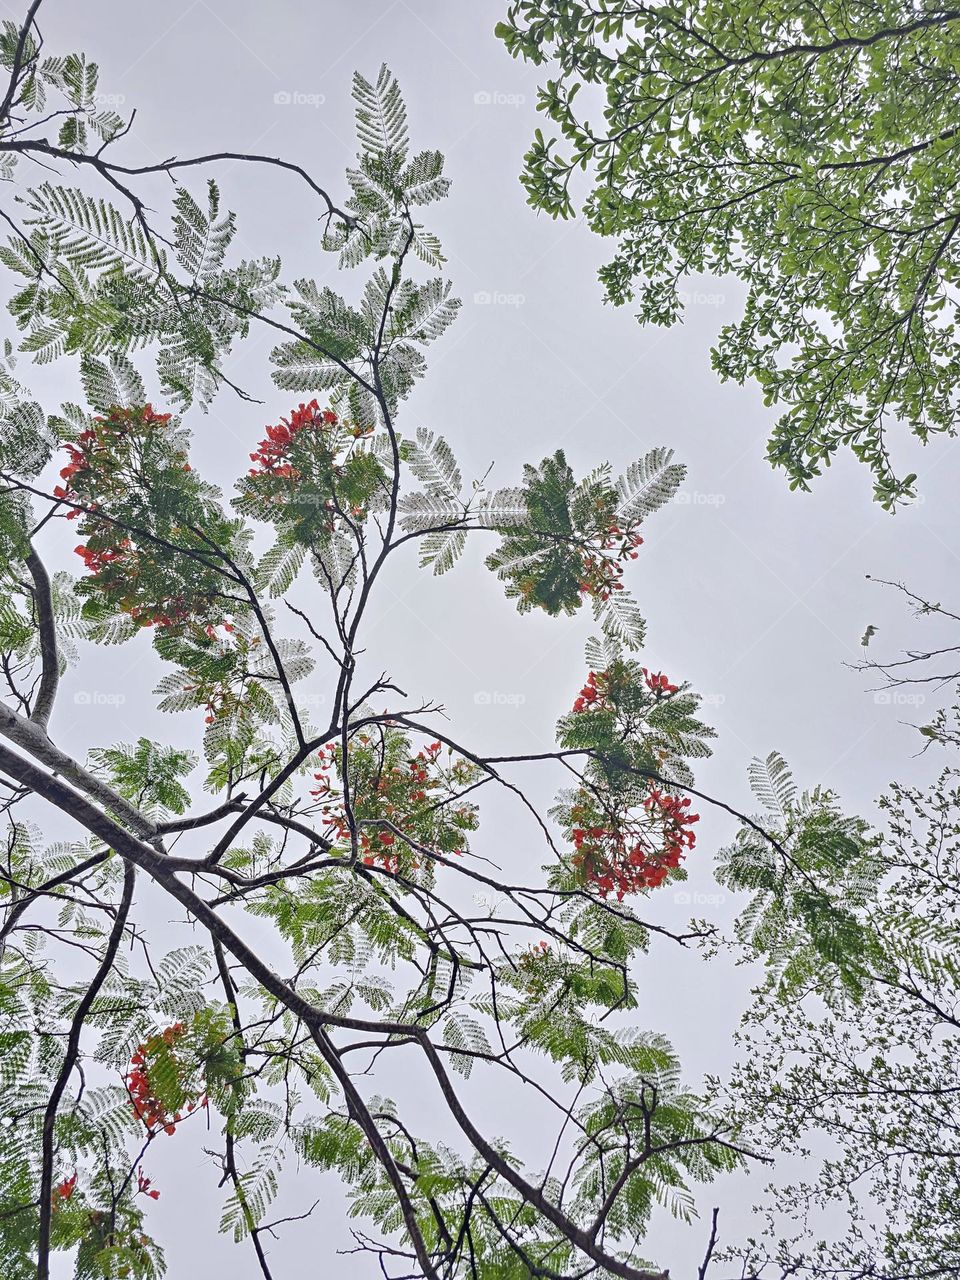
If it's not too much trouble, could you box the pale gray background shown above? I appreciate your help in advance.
[15,0,957,1275]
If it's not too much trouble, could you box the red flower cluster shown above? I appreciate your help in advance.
[54,405,173,507]
[248,400,338,477]
[75,537,193,628]
[569,788,699,899]
[577,524,644,602]
[74,538,131,574]
[58,404,218,633]
[408,741,442,787]
[572,669,607,713]
[76,535,195,628]
[136,1168,160,1200]
[52,1173,77,1207]
[643,788,699,877]
[642,669,679,695]
[309,742,338,800]
[570,666,680,715]
[126,1023,207,1136]
[56,444,90,493]
[127,601,194,630]
[310,739,468,873]
[311,745,408,873]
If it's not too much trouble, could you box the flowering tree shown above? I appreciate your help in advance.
[490,5,960,1264]
[0,8,783,1279]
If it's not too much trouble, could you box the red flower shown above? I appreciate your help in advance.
[247,400,338,477]
[52,1173,77,1206]
[569,787,699,900]
[641,668,679,695]
[126,1022,198,1136]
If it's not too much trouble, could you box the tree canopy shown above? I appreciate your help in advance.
[0,4,957,1279]
[0,10,775,1278]
[498,1,960,508]
[718,749,960,1279]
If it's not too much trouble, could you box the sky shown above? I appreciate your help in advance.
[14,0,960,1276]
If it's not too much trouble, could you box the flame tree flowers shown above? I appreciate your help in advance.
[55,397,249,634]
[0,45,851,1280]
[237,397,386,553]
[566,788,699,899]
[481,448,682,649]
[51,1174,76,1208]
[554,646,711,899]
[307,731,480,874]
[126,1022,210,1138]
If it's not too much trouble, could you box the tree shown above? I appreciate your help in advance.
[497,2,960,509]
[713,746,960,1280]
[693,566,960,1277]
[0,7,787,1278]
[855,577,960,750]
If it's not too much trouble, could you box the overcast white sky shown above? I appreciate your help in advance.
[21,1,960,1276]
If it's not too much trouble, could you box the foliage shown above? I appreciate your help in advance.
[717,752,883,1000]
[718,757,960,1278]
[553,647,714,898]
[498,2,960,507]
[0,14,757,1280]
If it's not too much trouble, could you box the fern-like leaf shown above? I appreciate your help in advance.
[352,65,408,160]
[615,447,686,524]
